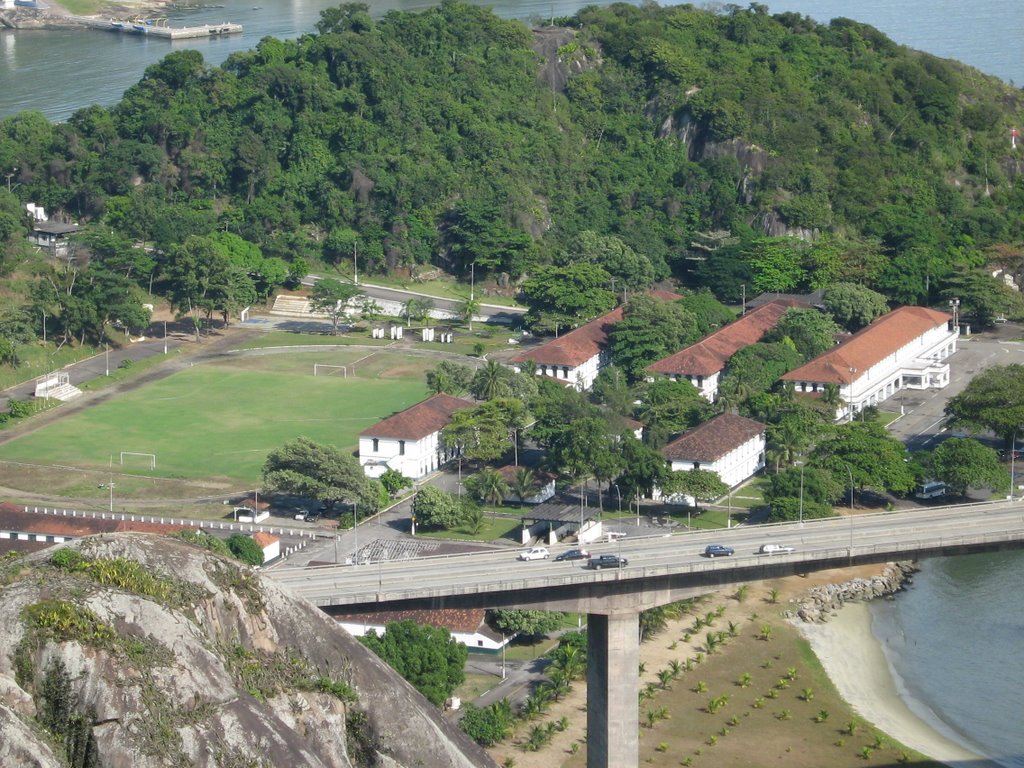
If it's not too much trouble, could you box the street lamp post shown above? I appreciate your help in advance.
[352,502,358,565]
[105,344,109,376]
[501,633,506,680]
[510,428,518,467]
[353,242,358,285]
[798,463,805,526]
[163,320,167,355]
[612,484,621,514]
[845,464,854,510]
[1010,431,1017,499]
[470,262,475,302]
[949,297,960,332]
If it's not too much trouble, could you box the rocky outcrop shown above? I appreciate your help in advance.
[0,534,497,768]
[791,562,918,623]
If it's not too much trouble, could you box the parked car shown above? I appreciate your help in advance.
[588,554,628,569]
[555,548,591,562]
[758,543,796,555]
[703,544,735,558]
[518,546,550,561]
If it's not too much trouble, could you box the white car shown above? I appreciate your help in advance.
[518,547,550,561]
[758,543,796,555]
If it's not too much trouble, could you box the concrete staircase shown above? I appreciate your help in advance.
[36,382,82,402]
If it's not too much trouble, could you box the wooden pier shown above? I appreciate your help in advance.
[76,16,242,39]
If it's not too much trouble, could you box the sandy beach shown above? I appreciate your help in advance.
[795,601,999,768]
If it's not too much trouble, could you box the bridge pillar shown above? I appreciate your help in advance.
[586,611,639,768]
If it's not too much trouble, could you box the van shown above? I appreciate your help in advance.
[915,481,946,500]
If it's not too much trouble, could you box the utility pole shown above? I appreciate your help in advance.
[353,242,358,285]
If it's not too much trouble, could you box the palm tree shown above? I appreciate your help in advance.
[510,467,534,507]
[469,468,509,508]
[822,382,846,415]
[473,360,508,400]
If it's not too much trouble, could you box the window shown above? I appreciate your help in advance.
[372,438,379,452]
[399,440,406,456]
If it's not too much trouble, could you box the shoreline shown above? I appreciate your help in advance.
[795,601,999,768]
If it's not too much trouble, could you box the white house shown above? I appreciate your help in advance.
[359,393,474,480]
[28,221,79,258]
[251,531,280,564]
[780,306,957,421]
[661,413,767,496]
[331,607,509,653]
[647,299,808,401]
[511,289,681,391]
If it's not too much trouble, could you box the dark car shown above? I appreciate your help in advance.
[555,548,591,562]
[704,544,735,558]
[588,554,628,569]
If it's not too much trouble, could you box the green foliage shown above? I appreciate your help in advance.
[609,295,699,380]
[459,701,515,747]
[464,467,509,507]
[487,609,565,641]
[944,364,1024,442]
[520,263,616,333]
[39,659,100,768]
[262,436,376,510]
[379,468,412,496]
[823,283,890,331]
[8,398,34,419]
[811,421,915,496]
[661,468,728,507]
[677,290,736,336]
[426,360,473,396]
[309,278,360,334]
[412,486,463,530]
[50,550,186,603]
[225,535,264,566]
[21,599,117,646]
[360,620,467,707]
[444,398,525,464]
[766,309,841,361]
[928,437,1009,496]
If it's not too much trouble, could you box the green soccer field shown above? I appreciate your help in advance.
[0,349,429,486]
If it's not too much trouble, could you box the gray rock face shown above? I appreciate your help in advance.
[0,534,496,768]
[791,562,918,623]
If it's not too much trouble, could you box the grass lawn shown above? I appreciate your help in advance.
[417,515,523,543]
[0,349,428,489]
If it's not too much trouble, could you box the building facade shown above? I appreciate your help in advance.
[780,306,957,420]
[661,413,767,494]
[359,393,474,479]
[647,299,808,401]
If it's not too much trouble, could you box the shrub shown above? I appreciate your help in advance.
[226,534,264,566]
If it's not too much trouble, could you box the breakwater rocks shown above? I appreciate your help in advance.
[791,562,918,623]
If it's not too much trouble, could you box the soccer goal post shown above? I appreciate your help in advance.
[120,452,156,470]
[313,364,348,378]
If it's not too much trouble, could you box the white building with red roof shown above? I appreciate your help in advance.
[358,393,475,479]
[510,290,681,391]
[780,306,957,420]
[331,607,508,653]
[251,531,280,564]
[661,413,767,493]
[647,299,808,401]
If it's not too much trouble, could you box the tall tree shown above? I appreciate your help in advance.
[608,295,699,380]
[360,620,468,707]
[944,364,1024,443]
[823,283,890,331]
[766,308,841,360]
[262,437,375,510]
[310,278,360,334]
[426,361,473,396]
[810,422,915,496]
[520,263,616,333]
[929,437,1009,497]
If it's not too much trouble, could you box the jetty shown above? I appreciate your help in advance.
[75,16,242,39]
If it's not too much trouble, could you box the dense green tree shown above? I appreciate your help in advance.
[721,342,804,396]
[487,609,565,638]
[608,295,699,380]
[928,437,1010,497]
[443,398,525,464]
[635,378,713,436]
[944,364,1024,443]
[520,263,616,333]
[590,366,634,416]
[766,495,835,523]
[560,230,658,291]
[616,433,670,499]
[661,468,728,511]
[379,468,411,496]
[225,534,264,566]
[425,361,473,397]
[361,620,468,707]
[823,283,890,331]
[764,465,843,506]
[942,270,1023,328]
[810,422,915,496]
[444,199,536,277]
[677,290,736,336]
[459,701,514,747]
[766,309,840,360]
[262,437,375,510]
[468,361,536,402]
[464,467,509,507]
[412,486,463,530]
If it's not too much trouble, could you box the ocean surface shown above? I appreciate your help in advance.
[2,0,1024,121]
[2,0,1023,762]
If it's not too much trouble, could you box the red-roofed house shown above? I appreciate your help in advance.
[359,393,475,479]
[780,306,957,420]
[661,414,767,497]
[510,290,682,391]
[647,299,808,401]
[330,607,508,652]
[252,531,280,563]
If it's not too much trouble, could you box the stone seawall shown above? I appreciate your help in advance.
[791,562,918,623]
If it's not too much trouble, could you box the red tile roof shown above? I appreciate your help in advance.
[648,299,808,377]
[780,306,951,386]
[359,393,475,440]
[662,413,766,463]
[511,290,683,368]
[252,531,279,548]
[331,607,489,634]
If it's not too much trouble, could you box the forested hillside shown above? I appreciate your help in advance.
[2,0,1024,348]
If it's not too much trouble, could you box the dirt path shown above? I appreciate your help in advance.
[487,566,884,767]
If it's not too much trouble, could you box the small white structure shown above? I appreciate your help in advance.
[780,306,958,421]
[498,465,556,505]
[33,371,82,402]
[251,531,280,563]
[661,413,766,502]
[332,608,509,653]
[359,393,474,479]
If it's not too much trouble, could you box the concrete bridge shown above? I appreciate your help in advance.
[267,501,1024,768]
